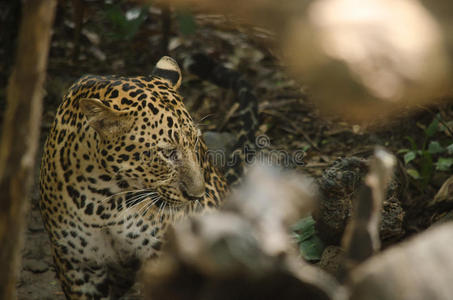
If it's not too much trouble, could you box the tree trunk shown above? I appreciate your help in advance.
[0,0,56,299]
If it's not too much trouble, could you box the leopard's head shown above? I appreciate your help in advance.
[79,57,206,205]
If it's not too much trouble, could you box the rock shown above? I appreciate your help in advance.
[319,246,344,275]
[314,157,369,244]
[314,156,405,245]
[380,194,405,242]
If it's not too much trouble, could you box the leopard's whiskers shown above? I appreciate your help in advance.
[198,113,216,124]
[117,192,157,221]
[138,195,161,216]
[100,188,154,203]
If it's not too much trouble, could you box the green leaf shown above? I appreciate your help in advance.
[106,5,127,26]
[425,116,440,138]
[397,148,410,154]
[292,216,324,262]
[407,168,420,179]
[404,151,417,165]
[428,141,444,154]
[299,236,324,262]
[292,216,315,239]
[435,158,453,171]
[447,144,453,155]
[405,136,418,151]
[295,223,315,242]
[123,8,147,39]
[105,4,147,40]
[420,151,433,186]
[176,11,197,35]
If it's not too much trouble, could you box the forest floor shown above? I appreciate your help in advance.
[0,2,451,299]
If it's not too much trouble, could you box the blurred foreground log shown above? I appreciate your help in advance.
[142,165,345,300]
[159,0,453,123]
[350,222,453,300]
[0,0,56,299]
[339,149,396,282]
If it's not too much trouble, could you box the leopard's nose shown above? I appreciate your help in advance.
[179,153,205,200]
[180,182,205,201]
[181,189,203,201]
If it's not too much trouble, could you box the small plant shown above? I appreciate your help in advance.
[103,3,197,40]
[399,114,453,188]
[292,216,324,262]
[175,10,197,36]
[105,4,148,40]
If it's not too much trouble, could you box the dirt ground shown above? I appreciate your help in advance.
[1,2,451,299]
[18,196,66,300]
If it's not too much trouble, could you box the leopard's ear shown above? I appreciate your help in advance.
[79,98,132,138]
[152,56,182,90]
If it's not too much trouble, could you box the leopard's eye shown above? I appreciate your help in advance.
[162,148,179,161]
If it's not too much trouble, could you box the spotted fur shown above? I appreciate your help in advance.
[39,57,228,299]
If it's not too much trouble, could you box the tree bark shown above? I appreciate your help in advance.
[0,0,56,299]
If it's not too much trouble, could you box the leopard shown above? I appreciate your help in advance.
[39,56,236,299]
